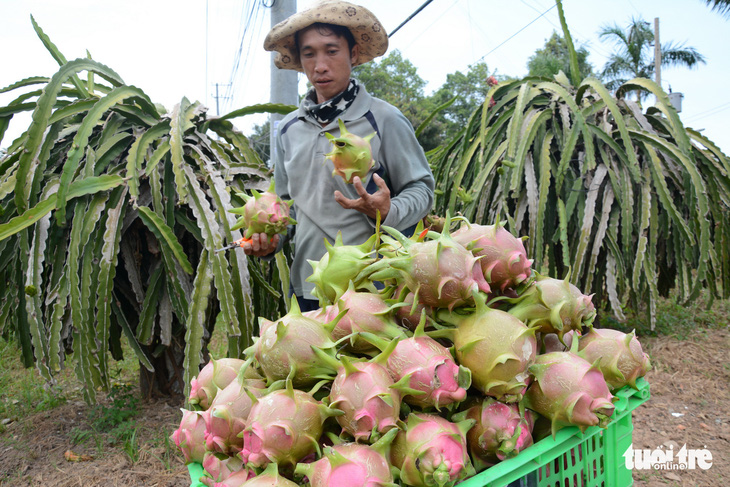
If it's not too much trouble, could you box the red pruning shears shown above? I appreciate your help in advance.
[215,237,253,253]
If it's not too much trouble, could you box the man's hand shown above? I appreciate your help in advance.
[242,233,279,257]
[334,173,390,221]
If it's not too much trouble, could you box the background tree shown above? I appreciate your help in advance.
[527,31,596,80]
[429,62,502,142]
[703,0,730,16]
[599,17,706,97]
[352,50,443,151]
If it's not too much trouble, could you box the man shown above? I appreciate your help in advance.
[245,1,435,311]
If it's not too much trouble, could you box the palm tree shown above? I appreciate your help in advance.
[599,17,705,99]
[704,0,730,16]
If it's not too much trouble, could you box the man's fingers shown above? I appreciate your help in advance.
[373,173,390,193]
[351,176,369,198]
[334,190,355,209]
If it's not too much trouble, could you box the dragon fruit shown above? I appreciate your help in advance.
[364,217,491,310]
[364,316,471,410]
[507,274,596,342]
[317,343,401,442]
[307,232,379,306]
[171,409,207,464]
[452,219,532,292]
[524,344,616,436]
[201,377,267,454]
[575,328,651,390]
[436,291,538,403]
[391,413,476,487]
[240,380,342,468]
[453,399,534,470]
[246,297,339,388]
[236,463,299,486]
[189,358,247,410]
[295,428,398,487]
[389,284,434,332]
[321,283,407,354]
[213,468,259,487]
[325,118,375,184]
[230,179,296,238]
[200,452,253,487]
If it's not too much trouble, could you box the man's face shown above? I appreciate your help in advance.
[298,26,359,104]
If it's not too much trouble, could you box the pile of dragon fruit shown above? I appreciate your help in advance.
[171,213,651,487]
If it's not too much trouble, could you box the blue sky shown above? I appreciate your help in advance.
[2,0,728,153]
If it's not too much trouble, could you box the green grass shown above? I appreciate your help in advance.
[599,289,730,339]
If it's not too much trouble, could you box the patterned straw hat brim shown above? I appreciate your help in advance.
[263,1,389,72]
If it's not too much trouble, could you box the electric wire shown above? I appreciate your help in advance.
[683,100,730,123]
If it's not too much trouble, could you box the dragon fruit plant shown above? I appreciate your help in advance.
[325,118,376,184]
[230,179,296,239]
[295,428,399,487]
[451,218,533,293]
[524,340,616,436]
[575,328,651,391]
[391,413,476,487]
[435,291,538,403]
[453,399,534,470]
[239,380,342,468]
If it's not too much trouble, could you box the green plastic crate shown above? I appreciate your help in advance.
[188,378,650,487]
[459,377,651,487]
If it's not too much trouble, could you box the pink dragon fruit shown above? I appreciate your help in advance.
[200,452,254,487]
[364,216,491,310]
[295,429,398,487]
[189,358,248,410]
[507,274,596,342]
[436,291,538,402]
[575,328,651,391]
[453,399,534,470]
[246,297,340,388]
[389,284,434,332]
[363,316,471,410]
[322,350,401,442]
[212,468,259,487]
[307,232,379,306]
[524,345,616,436]
[391,413,476,487]
[325,118,375,184]
[452,219,533,292]
[170,408,207,464]
[230,179,296,238]
[321,283,407,354]
[240,381,342,468]
[236,463,299,486]
[201,377,267,455]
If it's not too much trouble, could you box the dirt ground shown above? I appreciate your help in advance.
[1,328,728,487]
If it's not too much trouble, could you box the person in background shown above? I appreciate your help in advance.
[244,1,435,312]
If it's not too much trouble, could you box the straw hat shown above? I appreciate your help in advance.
[264,1,388,71]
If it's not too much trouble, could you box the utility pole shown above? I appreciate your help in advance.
[654,17,661,89]
[211,83,231,116]
[269,0,298,166]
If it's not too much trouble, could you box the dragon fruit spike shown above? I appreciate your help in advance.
[524,337,616,437]
[325,118,376,184]
[295,428,399,487]
[307,231,380,306]
[576,328,651,391]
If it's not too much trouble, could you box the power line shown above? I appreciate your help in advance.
[473,4,556,64]
[683,100,730,123]
[389,0,434,38]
